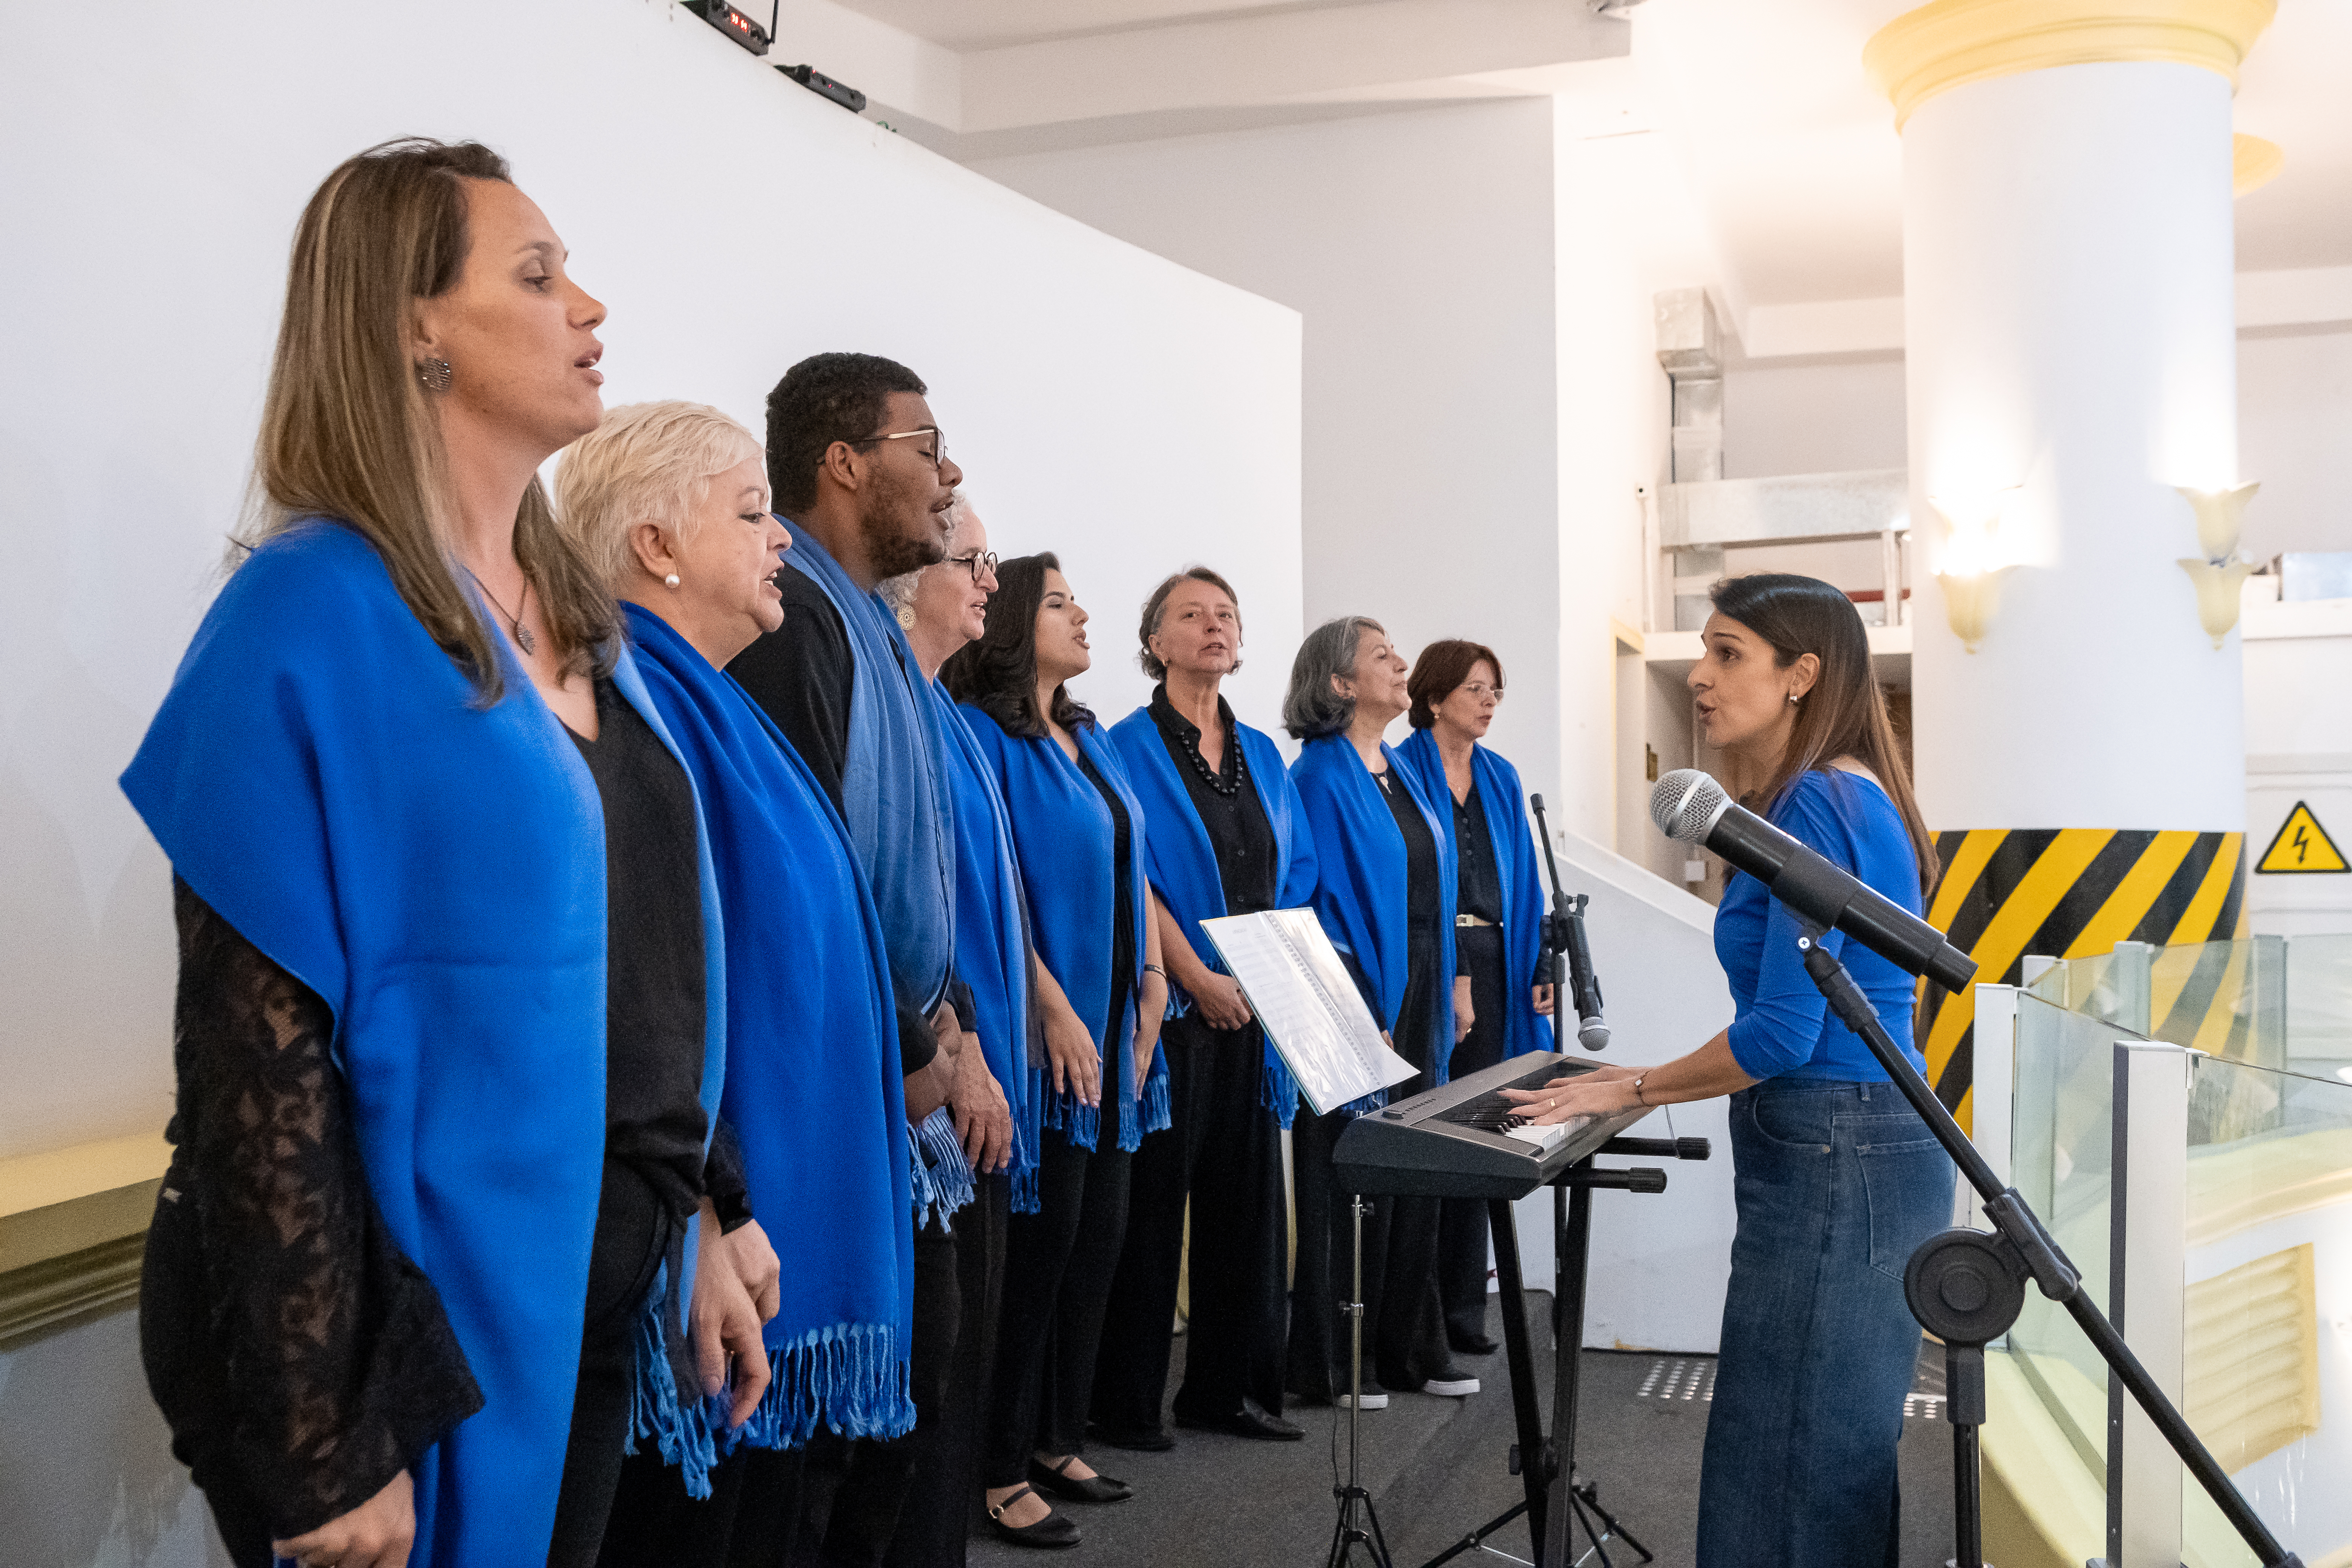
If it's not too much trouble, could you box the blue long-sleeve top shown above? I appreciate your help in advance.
[1713,768,1929,1083]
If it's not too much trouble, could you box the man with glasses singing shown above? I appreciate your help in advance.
[727,352,1004,1565]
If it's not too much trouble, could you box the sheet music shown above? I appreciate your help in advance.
[1201,908,1419,1116]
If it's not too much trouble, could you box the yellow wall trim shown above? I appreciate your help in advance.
[2233,133,2283,195]
[1864,0,2277,129]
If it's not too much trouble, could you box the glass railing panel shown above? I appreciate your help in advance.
[2148,937,2287,1069]
[2177,1053,2352,1568]
[2285,932,2352,1083]
[2005,993,2125,1491]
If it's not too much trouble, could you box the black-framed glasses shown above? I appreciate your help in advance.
[852,426,946,470]
[945,550,999,584]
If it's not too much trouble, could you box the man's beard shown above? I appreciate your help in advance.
[860,487,948,581]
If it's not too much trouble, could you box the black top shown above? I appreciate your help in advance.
[1452,787,1505,925]
[1373,766,1443,943]
[565,677,709,1227]
[1148,685,1279,919]
[725,567,944,1077]
[1073,740,1141,1046]
[729,568,854,812]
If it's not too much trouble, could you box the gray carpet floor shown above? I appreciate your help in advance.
[968,1293,1957,1568]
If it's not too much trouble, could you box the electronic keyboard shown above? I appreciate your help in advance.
[1329,1051,1655,1199]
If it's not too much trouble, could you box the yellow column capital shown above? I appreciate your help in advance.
[1864,0,2276,128]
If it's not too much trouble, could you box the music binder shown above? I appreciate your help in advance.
[1200,908,1418,1116]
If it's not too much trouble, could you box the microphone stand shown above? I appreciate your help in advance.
[1789,916,2303,1568]
[1528,795,1606,1052]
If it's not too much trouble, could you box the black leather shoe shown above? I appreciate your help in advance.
[986,1485,1082,1549]
[1176,1398,1305,1441]
[1449,1331,1501,1357]
[1088,1420,1175,1452]
[1030,1455,1134,1504]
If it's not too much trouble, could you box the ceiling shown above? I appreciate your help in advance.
[808,0,2352,332]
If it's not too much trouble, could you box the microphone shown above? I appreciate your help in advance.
[1528,793,1609,1050]
[1650,769,1976,994]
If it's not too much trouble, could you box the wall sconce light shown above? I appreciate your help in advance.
[2174,482,2260,649]
[1928,492,2019,654]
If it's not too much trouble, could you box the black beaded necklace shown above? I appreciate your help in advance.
[1178,710,1246,798]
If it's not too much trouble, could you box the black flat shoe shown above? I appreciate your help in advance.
[1176,1398,1305,1441]
[1030,1454,1133,1503]
[1088,1420,1175,1452]
[986,1485,1081,1549]
[1449,1331,1501,1357]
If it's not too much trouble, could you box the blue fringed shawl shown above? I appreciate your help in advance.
[119,522,726,1562]
[777,526,957,1014]
[1288,732,1459,1099]
[623,607,916,1454]
[927,683,1043,1213]
[1394,730,1555,1063]
[958,706,1170,1152]
[1108,704,1319,1127]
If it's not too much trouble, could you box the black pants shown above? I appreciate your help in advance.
[1092,1015,1289,1435]
[982,1134,1133,1487]
[1286,943,1449,1399]
[1438,925,1509,1346]
[723,1211,962,1568]
[883,1173,1009,1568]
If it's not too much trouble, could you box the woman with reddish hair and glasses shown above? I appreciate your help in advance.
[1394,639,1554,1358]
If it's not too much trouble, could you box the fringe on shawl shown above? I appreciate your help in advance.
[911,1107,975,1229]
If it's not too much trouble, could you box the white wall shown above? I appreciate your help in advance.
[975,100,1568,815]
[0,0,1303,1166]
[2238,328,2352,559]
[1721,357,1909,479]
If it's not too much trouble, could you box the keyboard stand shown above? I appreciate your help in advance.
[1421,1137,1704,1568]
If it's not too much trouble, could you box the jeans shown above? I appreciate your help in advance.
[1696,1080,1954,1568]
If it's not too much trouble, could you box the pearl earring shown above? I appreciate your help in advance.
[1788,692,1801,706]
[418,358,452,393]
[664,573,680,590]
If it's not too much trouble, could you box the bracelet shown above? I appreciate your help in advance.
[1631,1074,1648,1107]
[1142,963,1167,979]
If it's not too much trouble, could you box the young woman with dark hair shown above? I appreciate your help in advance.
[1395,639,1555,1357]
[120,141,756,1568]
[945,554,1172,1548]
[1503,573,1952,1568]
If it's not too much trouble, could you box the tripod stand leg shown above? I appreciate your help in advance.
[1541,1171,1595,1568]
[1490,1199,1551,1557]
[1946,1340,1986,1568]
[1574,1481,1655,1564]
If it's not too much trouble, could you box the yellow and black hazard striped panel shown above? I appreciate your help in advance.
[1919,828,2246,1131]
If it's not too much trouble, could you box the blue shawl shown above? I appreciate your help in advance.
[1394,729,1554,1063]
[120,522,726,1562]
[959,706,1171,1153]
[623,607,916,1455]
[926,682,1044,1213]
[1107,702,1319,1126]
[778,525,956,1014]
[1289,732,1459,1098]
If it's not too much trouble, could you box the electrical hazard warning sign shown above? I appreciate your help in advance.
[2256,801,2348,874]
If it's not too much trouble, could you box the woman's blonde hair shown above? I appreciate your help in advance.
[240,137,616,702]
[554,401,764,591]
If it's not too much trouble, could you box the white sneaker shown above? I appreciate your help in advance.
[1422,1374,1480,1397]
[1336,1381,1390,1409]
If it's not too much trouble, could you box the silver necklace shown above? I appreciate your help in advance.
[468,568,536,655]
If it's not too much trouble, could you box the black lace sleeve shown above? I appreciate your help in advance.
[142,879,484,1539]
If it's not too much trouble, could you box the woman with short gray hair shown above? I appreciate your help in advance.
[1282,616,1475,1410]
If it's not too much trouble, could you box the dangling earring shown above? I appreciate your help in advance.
[418,358,452,393]
[896,606,917,630]
[664,573,680,590]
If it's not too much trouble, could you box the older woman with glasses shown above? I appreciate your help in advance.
[551,401,919,1562]
[1281,617,1477,1412]
[1090,568,1319,1452]
[876,499,1032,1568]
[1394,640,1555,1358]
[945,554,1171,1549]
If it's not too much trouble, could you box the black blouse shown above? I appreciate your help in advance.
[1373,767,1442,942]
[143,678,740,1538]
[1148,686,1278,918]
[1072,738,1140,1046]
[1452,789,1505,926]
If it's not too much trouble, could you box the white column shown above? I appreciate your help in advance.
[1904,58,2244,834]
